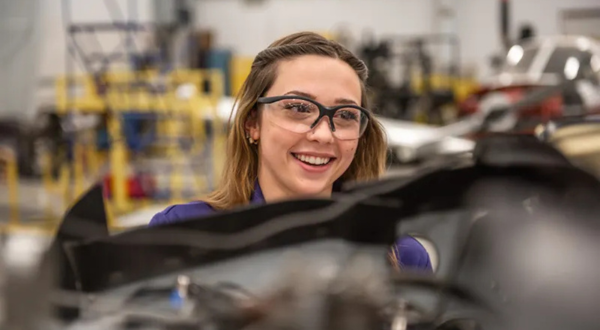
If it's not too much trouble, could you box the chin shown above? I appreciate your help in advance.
[292,180,333,198]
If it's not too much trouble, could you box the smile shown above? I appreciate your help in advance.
[292,153,334,166]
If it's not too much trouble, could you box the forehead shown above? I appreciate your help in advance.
[267,55,362,104]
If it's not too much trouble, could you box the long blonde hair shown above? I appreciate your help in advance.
[204,31,387,210]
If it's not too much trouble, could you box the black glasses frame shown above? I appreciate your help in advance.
[257,95,371,136]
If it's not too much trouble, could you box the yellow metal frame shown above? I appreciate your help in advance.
[0,148,64,237]
[55,75,105,113]
[57,69,225,113]
[0,147,19,225]
[49,69,226,229]
[410,73,480,103]
[231,56,254,96]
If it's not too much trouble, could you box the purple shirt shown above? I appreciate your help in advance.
[149,182,432,272]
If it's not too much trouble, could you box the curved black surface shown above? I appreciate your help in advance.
[48,183,110,320]
[53,135,600,294]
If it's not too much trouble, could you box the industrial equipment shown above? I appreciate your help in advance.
[459,35,600,134]
[26,0,229,227]
[6,125,600,330]
[386,37,600,164]
[359,34,476,124]
[0,146,19,225]
[537,114,600,177]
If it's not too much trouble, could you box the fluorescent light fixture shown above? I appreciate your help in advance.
[507,45,524,65]
[564,57,580,80]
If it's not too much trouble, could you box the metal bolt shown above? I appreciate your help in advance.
[177,275,191,298]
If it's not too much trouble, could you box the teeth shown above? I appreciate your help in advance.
[294,154,331,165]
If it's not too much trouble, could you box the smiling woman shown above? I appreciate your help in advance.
[149,31,432,272]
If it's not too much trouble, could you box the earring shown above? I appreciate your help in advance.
[246,134,258,145]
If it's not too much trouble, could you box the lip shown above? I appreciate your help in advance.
[291,153,335,174]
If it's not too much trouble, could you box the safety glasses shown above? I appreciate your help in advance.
[256,95,371,140]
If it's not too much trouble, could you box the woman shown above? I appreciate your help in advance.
[150,32,432,272]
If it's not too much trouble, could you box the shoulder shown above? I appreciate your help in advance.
[390,236,433,272]
[149,201,215,226]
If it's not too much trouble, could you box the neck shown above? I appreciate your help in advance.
[257,168,332,203]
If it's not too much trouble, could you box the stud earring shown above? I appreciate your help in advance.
[246,134,258,145]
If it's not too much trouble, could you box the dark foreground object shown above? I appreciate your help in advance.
[41,134,600,330]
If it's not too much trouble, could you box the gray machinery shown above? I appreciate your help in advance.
[3,49,600,330]
[3,116,600,330]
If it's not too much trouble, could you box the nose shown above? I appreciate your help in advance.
[307,117,335,143]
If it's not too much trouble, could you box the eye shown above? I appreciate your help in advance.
[336,109,359,121]
[283,102,312,113]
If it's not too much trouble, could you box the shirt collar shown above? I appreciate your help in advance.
[250,180,265,204]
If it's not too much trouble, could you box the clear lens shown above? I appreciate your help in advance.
[264,98,369,140]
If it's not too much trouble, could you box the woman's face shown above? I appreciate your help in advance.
[247,55,362,201]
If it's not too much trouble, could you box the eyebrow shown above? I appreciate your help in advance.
[283,90,359,106]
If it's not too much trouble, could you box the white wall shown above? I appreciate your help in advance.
[28,0,600,110]
[511,0,599,37]
[38,0,154,79]
[457,0,600,77]
[194,0,436,57]
[34,0,154,108]
[194,0,600,78]
[33,0,600,79]
[0,0,41,120]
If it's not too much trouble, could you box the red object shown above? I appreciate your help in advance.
[458,85,566,134]
[103,173,155,199]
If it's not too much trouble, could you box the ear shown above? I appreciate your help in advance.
[244,108,260,141]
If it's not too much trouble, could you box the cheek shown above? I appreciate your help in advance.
[260,122,298,156]
[339,141,359,160]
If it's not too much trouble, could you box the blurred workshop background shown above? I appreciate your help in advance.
[1,0,599,235]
